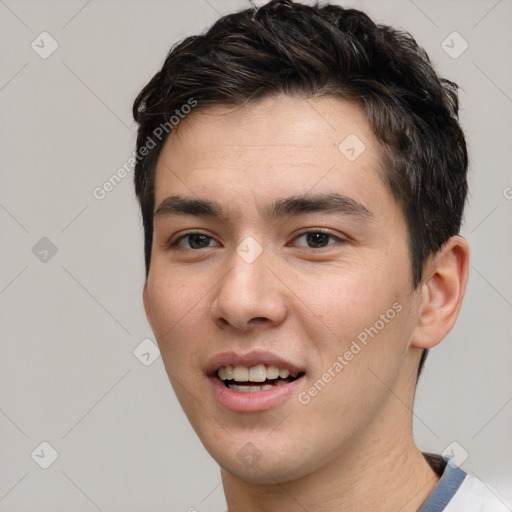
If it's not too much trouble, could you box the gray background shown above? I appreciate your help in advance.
[1,0,511,510]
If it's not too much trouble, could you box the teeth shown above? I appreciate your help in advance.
[217,364,302,382]
[248,364,266,382]
[228,383,274,392]
[233,366,249,382]
[266,365,279,380]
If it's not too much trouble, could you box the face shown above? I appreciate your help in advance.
[143,94,423,484]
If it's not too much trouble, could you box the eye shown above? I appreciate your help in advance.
[170,233,219,249]
[293,231,344,249]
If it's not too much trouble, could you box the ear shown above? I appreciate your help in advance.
[411,236,470,349]
[142,282,154,332]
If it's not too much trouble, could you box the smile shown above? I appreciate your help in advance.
[206,351,307,411]
[217,364,304,393]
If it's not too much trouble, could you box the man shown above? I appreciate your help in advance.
[132,1,509,509]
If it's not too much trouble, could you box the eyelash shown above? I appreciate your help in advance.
[169,229,345,250]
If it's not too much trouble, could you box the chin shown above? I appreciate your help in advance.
[222,456,310,485]
[204,436,319,485]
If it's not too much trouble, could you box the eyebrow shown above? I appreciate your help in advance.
[154,193,372,220]
[154,195,221,218]
[268,193,371,219]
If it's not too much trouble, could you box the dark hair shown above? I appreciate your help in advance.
[132,0,468,376]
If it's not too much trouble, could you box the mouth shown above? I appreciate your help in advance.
[206,351,306,411]
[216,364,305,393]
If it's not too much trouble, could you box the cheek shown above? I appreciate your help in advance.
[296,258,412,395]
[295,260,402,340]
[148,257,206,323]
[146,269,209,368]
[295,298,412,452]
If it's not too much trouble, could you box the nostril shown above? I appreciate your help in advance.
[217,317,230,328]
[248,317,270,325]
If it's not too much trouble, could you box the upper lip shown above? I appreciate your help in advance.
[205,350,306,377]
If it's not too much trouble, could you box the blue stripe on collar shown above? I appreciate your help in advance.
[417,458,467,512]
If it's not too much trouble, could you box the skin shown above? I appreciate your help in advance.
[143,94,469,511]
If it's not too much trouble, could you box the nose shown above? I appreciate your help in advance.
[210,244,288,332]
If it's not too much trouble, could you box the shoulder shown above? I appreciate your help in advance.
[420,454,511,512]
[444,471,511,512]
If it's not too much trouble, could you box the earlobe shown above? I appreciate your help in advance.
[411,236,470,349]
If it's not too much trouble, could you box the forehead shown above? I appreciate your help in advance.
[153,94,389,217]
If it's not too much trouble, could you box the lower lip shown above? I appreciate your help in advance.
[208,375,305,412]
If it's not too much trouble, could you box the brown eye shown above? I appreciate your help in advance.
[171,233,218,249]
[187,234,211,249]
[305,232,330,248]
[294,231,342,248]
